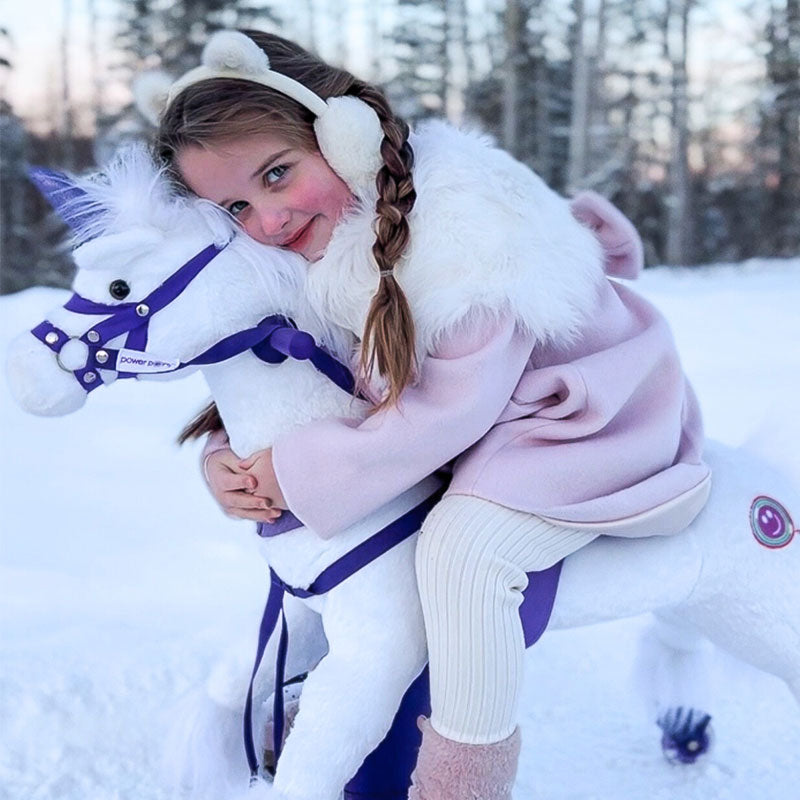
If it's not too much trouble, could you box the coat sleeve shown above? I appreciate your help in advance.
[271,311,534,538]
[200,428,230,484]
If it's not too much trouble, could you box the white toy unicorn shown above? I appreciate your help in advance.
[6,147,800,800]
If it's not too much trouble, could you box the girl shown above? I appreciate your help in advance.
[154,29,710,799]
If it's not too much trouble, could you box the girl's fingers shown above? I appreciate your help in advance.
[223,490,273,512]
[218,472,257,492]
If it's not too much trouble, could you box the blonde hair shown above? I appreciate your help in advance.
[156,31,416,443]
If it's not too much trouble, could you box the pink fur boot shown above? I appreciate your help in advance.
[408,717,521,800]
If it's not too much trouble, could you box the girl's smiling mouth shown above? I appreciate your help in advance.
[281,217,317,253]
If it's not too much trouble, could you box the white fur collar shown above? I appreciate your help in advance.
[307,120,605,363]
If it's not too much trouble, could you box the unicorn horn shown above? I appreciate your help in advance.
[27,166,103,241]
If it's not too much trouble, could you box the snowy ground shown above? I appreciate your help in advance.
[1,259,799,800]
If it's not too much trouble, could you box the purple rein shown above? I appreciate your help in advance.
[31,245,358,397]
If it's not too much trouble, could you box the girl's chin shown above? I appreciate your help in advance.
[303,244,327,262]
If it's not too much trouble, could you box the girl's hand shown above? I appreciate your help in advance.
[239,448,288,511]
[205,447,282,523]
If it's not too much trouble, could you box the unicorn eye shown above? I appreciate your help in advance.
[109,279,131,300]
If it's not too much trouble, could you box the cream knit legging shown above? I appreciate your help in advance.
[415,494,598,745]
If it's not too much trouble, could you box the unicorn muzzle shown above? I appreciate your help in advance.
[6,330,89,416]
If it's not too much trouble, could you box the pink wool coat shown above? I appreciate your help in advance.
[212,124,710,540]
[267,185,709,539]
[271,277,709,540]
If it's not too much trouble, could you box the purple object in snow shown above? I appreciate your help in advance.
[657,706,713,765]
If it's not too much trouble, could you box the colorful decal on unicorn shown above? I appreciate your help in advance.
[750,496,797,549]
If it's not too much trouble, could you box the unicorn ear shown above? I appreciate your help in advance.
[27,167,105,241]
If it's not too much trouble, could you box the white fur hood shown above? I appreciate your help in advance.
[306,120,605,360]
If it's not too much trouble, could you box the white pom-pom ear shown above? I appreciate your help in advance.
[132,70,173,126]
[315,96,384,193]
[202,30,271,75]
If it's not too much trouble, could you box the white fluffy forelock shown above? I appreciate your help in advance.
[67,144,237,248]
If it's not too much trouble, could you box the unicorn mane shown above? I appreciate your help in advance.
[63,143,238,248]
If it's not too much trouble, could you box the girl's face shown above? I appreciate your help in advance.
[177,133,354,262]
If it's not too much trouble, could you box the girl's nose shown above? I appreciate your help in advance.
[247,204,291,243]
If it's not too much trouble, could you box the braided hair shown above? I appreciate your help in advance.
[155,31,418,439]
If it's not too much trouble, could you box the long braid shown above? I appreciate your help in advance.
[352,83,418,411]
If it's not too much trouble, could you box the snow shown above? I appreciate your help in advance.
[2,259,799,800]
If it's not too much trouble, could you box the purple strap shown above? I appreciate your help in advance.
[32,321,67,353]
[185,316,294,367]
[72,243,223,347]
[63,296,136,315]
[243,487,445,782]
[256,512,304,537]
[31,320,107,394]
[520,561,563,647]
[183,315,361,399]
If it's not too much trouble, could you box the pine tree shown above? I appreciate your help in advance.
[664,0,693,266]
[389,0,450,121]
[466,0,571,189]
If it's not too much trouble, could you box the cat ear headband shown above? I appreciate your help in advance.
[134,30,384,192]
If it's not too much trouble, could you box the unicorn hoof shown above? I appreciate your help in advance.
[657,706,713,765]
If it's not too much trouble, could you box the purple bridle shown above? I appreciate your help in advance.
[31,245,358,396]
[31,243,225,391]
[27,166,358,396]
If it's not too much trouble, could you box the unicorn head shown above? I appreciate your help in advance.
[6,145,339,417]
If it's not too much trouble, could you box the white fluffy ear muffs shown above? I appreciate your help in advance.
[133,30,384,194]
[314,95,384,194]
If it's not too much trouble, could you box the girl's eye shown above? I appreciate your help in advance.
[109,279,130,300]
[226,164,290,216]
[228,200,249,217]
[265,164,289,185]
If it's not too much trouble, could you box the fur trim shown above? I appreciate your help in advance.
[306,121,606,363]
[315,97,384,193]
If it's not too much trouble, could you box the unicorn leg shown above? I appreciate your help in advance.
[637,612,715,764]
[343,667,431,800]
[271,538,427,800]
[164,593,326,799]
